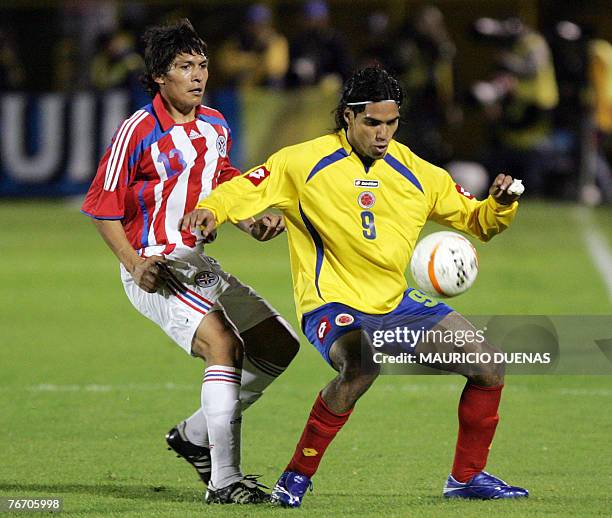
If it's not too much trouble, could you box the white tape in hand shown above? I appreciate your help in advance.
[507,179,525,196]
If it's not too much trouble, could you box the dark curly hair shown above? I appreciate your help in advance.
[141,18,208,97]
[334,66,403,131]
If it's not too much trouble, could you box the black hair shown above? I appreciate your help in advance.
[141,18,208,97]
[334,66,403,131]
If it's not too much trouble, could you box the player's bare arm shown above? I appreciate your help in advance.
[181,209,285,242]
[489,173,522,205]
[92,219,167,293]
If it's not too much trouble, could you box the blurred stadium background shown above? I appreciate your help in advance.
[1,0,612,516]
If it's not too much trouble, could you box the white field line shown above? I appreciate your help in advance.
[1,382,609,397]
[574,207,612,304]
[21,382,194,393]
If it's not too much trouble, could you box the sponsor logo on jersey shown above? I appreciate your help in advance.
[302,448,318,457]
[216,135,227,157]
[335,313,355,326]
[317,316,331,342]
[358,191,376,209]
[354,179,379,188]
[245,166,270,186]
[455,183,475,199]
[189,129,203,140]
[194,270,219,288]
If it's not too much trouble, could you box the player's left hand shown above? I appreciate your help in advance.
[179,208,217,238]
[250,213,285,241]
[489,173,521,205]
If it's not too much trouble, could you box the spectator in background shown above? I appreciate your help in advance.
[217,4,288,89]
[54,36,79,91]
[90,29,147,106]
[0,28,25,89]
[586,35,612,202]
[393,6,461,164]
[589,37,612,137]
[473,18,559,196]
[548,21,599,201]
[358,11,395,71]
[286,0,352,89]
[549,21,589,135]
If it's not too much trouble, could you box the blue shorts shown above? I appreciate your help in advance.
[301,288,454,366]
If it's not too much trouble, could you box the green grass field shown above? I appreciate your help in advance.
[1,200,611,517]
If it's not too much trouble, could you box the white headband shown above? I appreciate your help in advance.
[345,100,398,106]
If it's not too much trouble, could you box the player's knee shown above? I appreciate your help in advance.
[191,328,244,364]
[465,340,505,386]
[469,359,505,387]
[470,372,504,387]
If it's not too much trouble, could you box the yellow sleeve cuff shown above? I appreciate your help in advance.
[196,202,226,226]
[486,195,519,214]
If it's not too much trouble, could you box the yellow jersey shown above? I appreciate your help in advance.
[198,130,518,318]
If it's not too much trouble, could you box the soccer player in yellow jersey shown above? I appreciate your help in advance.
[181,66,529,505]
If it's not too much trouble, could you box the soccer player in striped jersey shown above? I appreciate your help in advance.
[181,66,529,506]
[81,19,299,504]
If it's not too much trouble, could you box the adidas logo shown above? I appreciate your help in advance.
[189,129,203,140]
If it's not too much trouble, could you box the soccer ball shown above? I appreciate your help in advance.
[410,231,479,297]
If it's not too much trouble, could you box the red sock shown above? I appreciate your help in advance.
[451,383,503,483]
[286,392,353,478]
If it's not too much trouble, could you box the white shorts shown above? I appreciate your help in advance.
[121,248,279,354]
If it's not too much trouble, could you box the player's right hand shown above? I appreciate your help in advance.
[130,255,168,293]
[489,173,522,205]
[179,209,217,238]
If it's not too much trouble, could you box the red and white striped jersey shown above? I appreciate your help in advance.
[81,93,240,255]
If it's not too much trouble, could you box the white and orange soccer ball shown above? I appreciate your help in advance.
[410,231,479,298]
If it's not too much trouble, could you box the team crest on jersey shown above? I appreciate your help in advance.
[194,270,219,288]
[245,166,270,186]
[216,135,227,157]
[455,183,475,199]
[354,179,379,188]
[335,313,355,326]
[358,191,376,209]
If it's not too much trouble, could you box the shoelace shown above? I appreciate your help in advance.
[242,474,270,490]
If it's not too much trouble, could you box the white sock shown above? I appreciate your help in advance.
[239,353,285,410]
[183,355,286,447]
[201,365,243,488]
[182,408,208,447]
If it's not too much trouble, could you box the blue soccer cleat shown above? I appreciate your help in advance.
[443,471,529,499]
[270,471,313,508]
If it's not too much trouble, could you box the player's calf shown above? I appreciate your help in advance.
[326,330,380,412]
[192,312,248,490]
